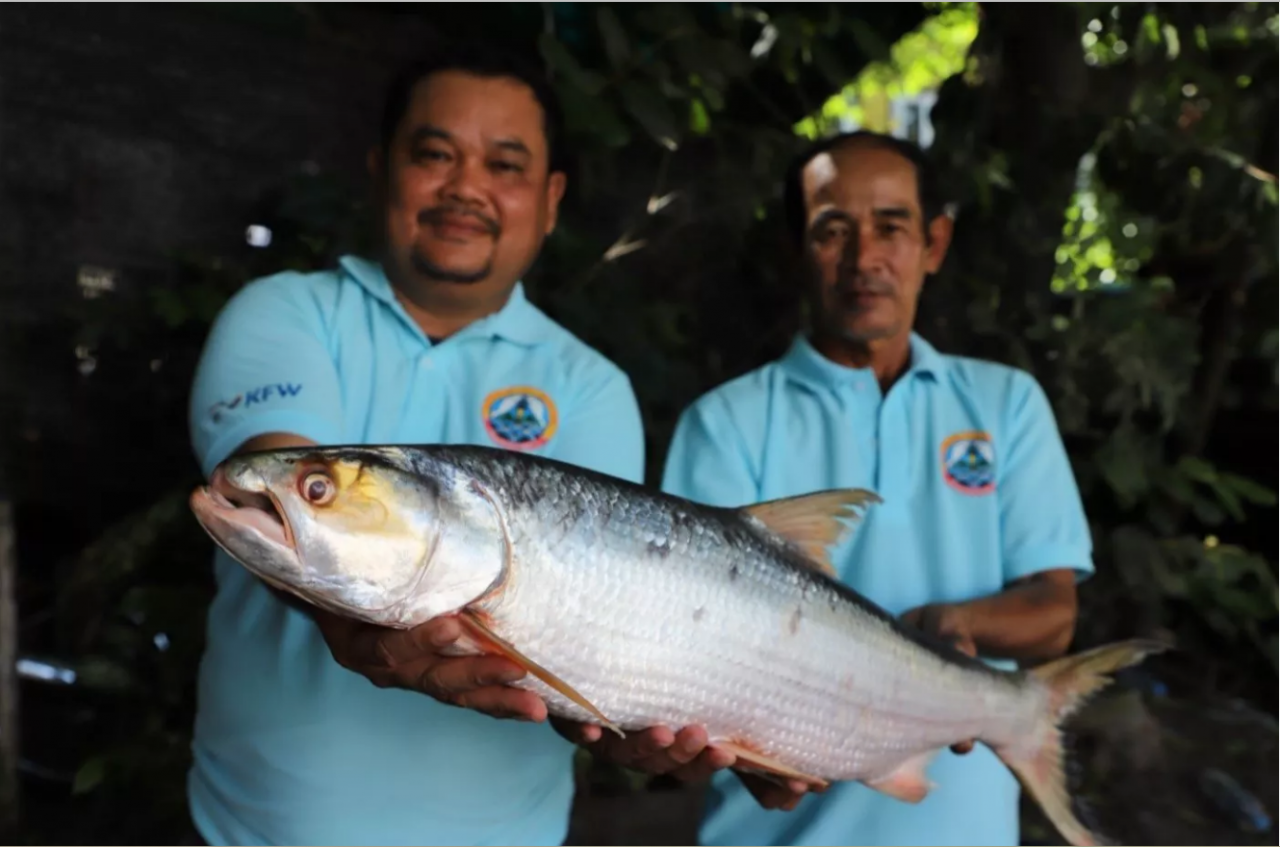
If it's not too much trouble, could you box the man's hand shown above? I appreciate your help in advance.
[551,719,826,811]
[898,570,1081,756]
[900,602,978,756]
[313,609,547,723]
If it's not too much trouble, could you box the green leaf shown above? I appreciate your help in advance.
[72,756,108,795]
[1095,429,1150,507]
[619,80,681,150]
[1192,497,1226,526]
[1211,482,1247,522]
[538,32,605,95]
[596,7,630,71]
[1177,455,1218,485]
[1217,472,1278,507]
[689,98,711,135]
[555,80,630,148]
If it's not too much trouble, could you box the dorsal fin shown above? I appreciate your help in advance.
[742,489,882,577]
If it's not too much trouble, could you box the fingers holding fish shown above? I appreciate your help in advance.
[311,607,547,722]
[737,772,820,811]
[634,727,737,779]
[565,720,738,786]
[445,672,548,723]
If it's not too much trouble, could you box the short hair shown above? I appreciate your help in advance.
[377,41,568,175]
[781,130,945,248]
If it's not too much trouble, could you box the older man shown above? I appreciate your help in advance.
[569,130,1092,846]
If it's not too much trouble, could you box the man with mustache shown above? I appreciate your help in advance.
[566,131,1092,846]
[185,42,644,846]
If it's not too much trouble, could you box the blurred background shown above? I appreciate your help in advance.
[0,2,1275,845]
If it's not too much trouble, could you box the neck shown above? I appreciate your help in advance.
[384,256,514,340]
[812,331,913,391]
[392,284,511,340]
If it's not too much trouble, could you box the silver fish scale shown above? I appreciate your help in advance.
[433,448,1040,782]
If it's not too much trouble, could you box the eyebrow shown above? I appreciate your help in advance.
[408,124,531,157]
[809,208,854,232]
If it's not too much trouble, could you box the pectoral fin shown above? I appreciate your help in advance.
[716,740,830,790]
[458,611,624,738]
[742,489,882,577]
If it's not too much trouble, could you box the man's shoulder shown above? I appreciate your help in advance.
[938,351,1044,409]
[679,360,785,432]
[518,298,633,388]
[219,265,348,326]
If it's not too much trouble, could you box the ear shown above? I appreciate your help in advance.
[543,170,568,235]
[923,213,954,274]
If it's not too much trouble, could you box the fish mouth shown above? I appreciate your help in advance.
[190,465,297,555]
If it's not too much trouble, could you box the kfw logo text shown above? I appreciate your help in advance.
[209,383,303,423]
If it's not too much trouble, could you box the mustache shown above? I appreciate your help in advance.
[834,273,894,299]
[417,205,500,236]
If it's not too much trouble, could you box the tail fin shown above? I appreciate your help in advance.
[996,638,1170,847]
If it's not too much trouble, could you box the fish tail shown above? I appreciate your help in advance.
[996,638,1169,847]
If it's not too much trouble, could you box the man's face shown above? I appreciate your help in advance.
[799,143,950,345]
[375,70,566,303]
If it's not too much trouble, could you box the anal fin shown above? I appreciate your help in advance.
[458,611,624,738]
[716,740,830,790]
[863,750,937,804]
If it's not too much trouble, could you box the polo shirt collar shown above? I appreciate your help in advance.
[780,331,946,392]
[338,253,554,346]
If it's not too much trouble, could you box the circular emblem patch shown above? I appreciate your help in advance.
[940,430,996,495]
[482,386,559,450]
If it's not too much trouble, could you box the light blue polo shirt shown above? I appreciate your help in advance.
[185,254,645,847]
[661,332,1093,847]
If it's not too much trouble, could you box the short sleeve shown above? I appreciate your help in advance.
[998,372,1094,584]
[188,275,345,478]
[542,363,646,485]
[660,396,759,508]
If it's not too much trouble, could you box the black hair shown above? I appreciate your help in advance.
[377,41,568,175]
[781,130,945,248]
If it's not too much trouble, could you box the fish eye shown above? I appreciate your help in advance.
[300,471,336,506]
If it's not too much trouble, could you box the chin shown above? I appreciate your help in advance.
[838,321,899,344]
[410,251,492,285]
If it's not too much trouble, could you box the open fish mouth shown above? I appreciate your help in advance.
[190,465,297,555]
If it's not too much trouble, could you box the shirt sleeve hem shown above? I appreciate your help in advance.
[198,411,343,478]
[1004,543,1095,585]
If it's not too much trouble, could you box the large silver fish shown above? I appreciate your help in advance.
[189,443,1164,847]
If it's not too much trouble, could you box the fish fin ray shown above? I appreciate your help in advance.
[863,750,937,803]
[742,489,882,577]
[716,741,829,789]
[997,638,1170,847]
[458,611,625,738]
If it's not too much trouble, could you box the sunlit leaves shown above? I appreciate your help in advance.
[795,3,979,139]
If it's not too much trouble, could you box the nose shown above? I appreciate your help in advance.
[441,156,487,206]
[841,226,884,276]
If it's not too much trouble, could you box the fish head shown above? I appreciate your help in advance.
[189,446,474,625]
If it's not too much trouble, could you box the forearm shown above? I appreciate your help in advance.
[961,569,1079,664]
